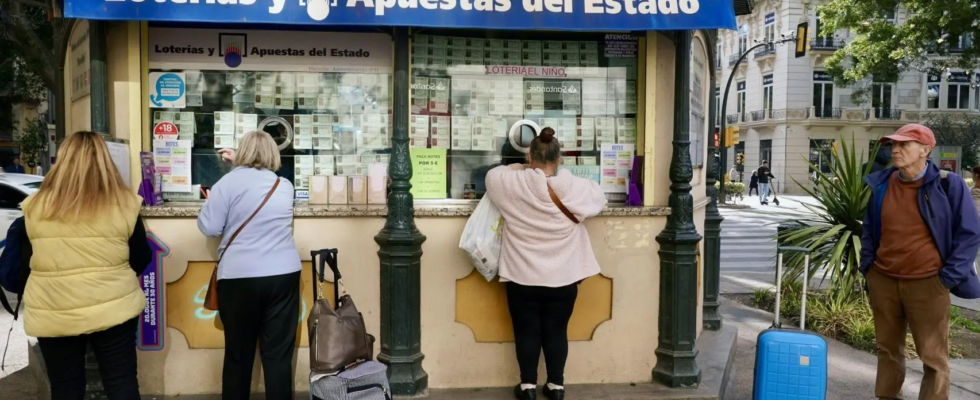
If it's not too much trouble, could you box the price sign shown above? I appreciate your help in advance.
[153,122,179,139]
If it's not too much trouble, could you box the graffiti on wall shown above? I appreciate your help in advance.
[167,261,330,349]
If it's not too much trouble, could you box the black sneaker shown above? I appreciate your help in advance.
[514,384,537,400]
[543,385,565,400]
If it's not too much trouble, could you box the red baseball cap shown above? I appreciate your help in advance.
[879,124,937,147]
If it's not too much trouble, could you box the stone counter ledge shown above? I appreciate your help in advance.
[141,202,671,218]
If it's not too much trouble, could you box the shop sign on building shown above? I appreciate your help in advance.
[69,20,91,101]
[65,0,735,31]
[149,29,393,73]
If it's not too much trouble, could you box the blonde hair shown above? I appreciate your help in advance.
[234,130,281,171]
[24,131,132,221]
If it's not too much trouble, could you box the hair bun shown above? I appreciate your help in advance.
[538,127,556,143]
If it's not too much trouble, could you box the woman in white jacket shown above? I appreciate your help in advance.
[485,127,607,400]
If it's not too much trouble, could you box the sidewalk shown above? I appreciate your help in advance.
[720,297,980,399]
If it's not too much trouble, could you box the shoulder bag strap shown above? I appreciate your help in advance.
[217,177,281,264]
[548,184,580,224]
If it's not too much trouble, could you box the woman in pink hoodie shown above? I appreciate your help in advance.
[485,127,607,400]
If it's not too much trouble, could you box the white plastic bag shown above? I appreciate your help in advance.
[459,197,504,281]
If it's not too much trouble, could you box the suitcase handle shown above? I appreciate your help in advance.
[311,249,345,305]
[775,246,811,330]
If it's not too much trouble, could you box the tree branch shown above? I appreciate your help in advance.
[0,1,58,92]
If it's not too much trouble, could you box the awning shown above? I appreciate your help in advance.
[63,0,736,31]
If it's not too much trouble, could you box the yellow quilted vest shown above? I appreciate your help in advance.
[21,193,147,338]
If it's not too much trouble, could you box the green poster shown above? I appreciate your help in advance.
[410,148,447,199]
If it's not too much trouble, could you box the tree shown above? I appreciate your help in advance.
[0,0,67,134]
[819,0,980,102]
[922,113,980,168]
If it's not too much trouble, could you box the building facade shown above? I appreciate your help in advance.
[717,0,980,194]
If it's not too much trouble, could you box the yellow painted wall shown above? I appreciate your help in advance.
[105,21,144,187]
[142,212,667,395]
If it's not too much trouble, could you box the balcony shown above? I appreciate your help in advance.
[729,54,741,67]
[726,114,740,124]
[749,110,767,122]
[813,107,844,119]
[810,37,845,51]
[753,44,775,61]
[874,108,902,120]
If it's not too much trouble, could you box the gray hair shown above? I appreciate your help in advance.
[234,130,281,171]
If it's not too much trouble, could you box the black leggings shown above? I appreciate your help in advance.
[218,271,300,400]
[506,282,578,386]
[749,186,758,195]
[37,318,141,400]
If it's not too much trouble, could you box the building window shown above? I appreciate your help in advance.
[927,74,941,109]
[738,24,748,56]
[813,72,834,118]
[881,8,895,23]
[411,31,640,201]
[947,72,971,109]
[810,139,835,175]
[759,139,772,165]
[762,74,774,118]
[815,18,829,46]
[715,87,721,126]
[716,43,722,69]
[764,13,776,44]
[872,83,893,118]
[736,81,746,122]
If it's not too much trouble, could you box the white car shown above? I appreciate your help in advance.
[0,173,43,243]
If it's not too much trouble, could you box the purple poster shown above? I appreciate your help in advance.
[137,231,170,351]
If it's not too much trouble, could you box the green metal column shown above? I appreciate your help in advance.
[86,20,110,400]
[702,30,722,331]
[374,27,429,396]
[89,21,109,135]
[652,31,702,388]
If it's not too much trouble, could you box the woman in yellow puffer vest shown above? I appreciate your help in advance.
[20,131,150,400]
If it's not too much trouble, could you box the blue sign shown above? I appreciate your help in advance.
[149,72,186,108]
[137,232,169,352]
[64,0,736,31]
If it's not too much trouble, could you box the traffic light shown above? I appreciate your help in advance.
[795,22,809,58]
[723,126,740,147]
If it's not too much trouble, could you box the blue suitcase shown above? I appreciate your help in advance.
[752,247,828,400]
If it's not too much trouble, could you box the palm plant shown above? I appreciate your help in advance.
[777,136,878,301]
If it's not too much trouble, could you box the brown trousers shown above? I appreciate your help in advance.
[867,268,951,400]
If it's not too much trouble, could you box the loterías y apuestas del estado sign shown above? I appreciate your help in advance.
[63,0,736,31]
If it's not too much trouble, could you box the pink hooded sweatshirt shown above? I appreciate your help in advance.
[485,164,607,287]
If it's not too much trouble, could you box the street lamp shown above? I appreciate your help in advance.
[717,36,800,203]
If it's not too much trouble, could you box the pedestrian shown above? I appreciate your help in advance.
[748,170,759,196]
[485,127,607,400]
[198,130,302,400]
[20,131,150,400]
[6,156,25,173]
[860,123,980,400]
[757,160,775,205]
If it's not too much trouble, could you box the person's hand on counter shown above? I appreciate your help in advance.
[217,148,236,164]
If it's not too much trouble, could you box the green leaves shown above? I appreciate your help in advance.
[820,0,980,91]
[777,136,876,301]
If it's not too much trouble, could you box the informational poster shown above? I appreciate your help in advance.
[560,165,601,185]
[149,72,186,108]
[600,143,635,193]
[106,141,131,187]
[152,139,193,192]
[184,70,204,107]
[941,160,957,171]
[604,34,639,58]
[409,148,447,199]
[137,231,169,352]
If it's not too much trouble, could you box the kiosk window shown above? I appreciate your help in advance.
[409,32,639,202]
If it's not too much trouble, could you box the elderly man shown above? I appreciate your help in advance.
[860,124,980,400]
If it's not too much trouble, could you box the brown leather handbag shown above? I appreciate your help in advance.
[203,178,281,311]
[308,249,373,374]
[548,184,580,224]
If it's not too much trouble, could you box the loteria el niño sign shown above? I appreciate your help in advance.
[64,0,735,31]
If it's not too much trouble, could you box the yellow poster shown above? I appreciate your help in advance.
[410,148,447,199]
